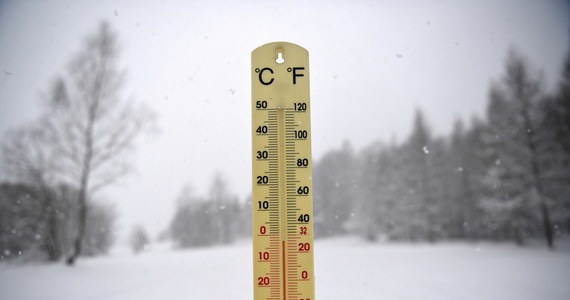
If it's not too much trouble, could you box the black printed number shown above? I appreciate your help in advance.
[294,102,307,111]
[256,101,267,109]
[256,151,268,159]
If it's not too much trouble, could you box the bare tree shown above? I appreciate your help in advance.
[43,21,153,264]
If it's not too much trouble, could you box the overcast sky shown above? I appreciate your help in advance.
[0,0,569,241]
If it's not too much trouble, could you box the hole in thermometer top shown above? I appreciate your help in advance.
[252,42,315,300]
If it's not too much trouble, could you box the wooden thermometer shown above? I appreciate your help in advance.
[252,42,315,300]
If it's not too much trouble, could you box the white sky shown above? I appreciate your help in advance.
[0,0,569,241]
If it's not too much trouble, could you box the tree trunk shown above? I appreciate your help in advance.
[66,181,88,265]
[421,154,434,241]
[67,119,93,265]
[514,226,524,246]
[46,199,61,261]
[538,200,554,248]
[460,167,473,239]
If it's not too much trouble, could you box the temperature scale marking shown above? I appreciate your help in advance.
[252,42,315,300]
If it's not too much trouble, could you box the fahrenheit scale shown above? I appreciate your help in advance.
[252,42,315,300]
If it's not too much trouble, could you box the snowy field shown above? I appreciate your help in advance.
[1,237,569,300]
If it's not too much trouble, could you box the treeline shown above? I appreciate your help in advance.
[168,174,250,248]
[314,50,570,247]
[0,182,115,261]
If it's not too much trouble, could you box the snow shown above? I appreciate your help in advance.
[1,238,569,300]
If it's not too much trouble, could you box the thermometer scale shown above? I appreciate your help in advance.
[251,42,315,300]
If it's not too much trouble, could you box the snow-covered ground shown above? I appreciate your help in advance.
[1,237,569,300]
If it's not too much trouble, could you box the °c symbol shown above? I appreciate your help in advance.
[255,68,260,73]
[258,67,274,85]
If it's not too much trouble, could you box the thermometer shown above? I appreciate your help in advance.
[252,42,315,300]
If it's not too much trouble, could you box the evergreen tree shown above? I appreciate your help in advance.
[540,51,570,236]
[313,141,357,237]
[402,110,434,240]
[483,51,553,247]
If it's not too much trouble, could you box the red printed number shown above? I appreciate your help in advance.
[258,252,269,260]
[298,243,310,252]
[258,276,270,286]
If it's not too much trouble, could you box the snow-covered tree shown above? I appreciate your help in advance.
[481,50,553,247]
[539,51,570,236]
[43,22,152,264]
[169,176,243,248]
[313,141,358,237]
[130,225,150,254]
[401,110,435,240]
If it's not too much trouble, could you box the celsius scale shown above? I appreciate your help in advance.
[251,42,315,300]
